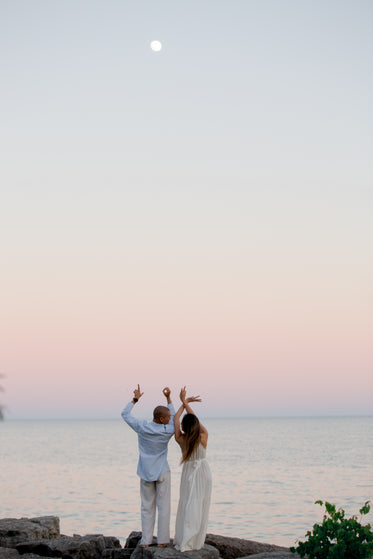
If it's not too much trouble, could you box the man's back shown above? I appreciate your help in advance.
[120,386,175,547]
[121,401,175,481]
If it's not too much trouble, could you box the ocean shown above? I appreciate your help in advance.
[1,416,372,547]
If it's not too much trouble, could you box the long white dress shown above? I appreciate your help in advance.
[174,443,212,552]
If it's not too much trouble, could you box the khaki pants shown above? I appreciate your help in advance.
[140,470,171,545]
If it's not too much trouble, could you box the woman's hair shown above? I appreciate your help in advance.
[180,413,201,463]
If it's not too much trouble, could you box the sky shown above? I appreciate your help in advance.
[1,0,372,419]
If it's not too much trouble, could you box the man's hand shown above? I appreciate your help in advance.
[163,387,171,404]
[133,384,144,403]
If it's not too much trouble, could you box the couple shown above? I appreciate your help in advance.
[121,385,212,552]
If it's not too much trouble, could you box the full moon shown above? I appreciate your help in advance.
[150,40,162,52]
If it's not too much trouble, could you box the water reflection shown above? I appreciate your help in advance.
[1,417,372,546]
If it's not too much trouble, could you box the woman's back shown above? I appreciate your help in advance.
[174,442,212,551]
[184,441,207,462]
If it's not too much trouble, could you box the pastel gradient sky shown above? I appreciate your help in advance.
[1,1,372,419]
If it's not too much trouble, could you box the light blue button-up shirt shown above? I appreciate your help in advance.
[121,402,176,482]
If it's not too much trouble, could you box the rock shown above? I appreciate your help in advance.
[102,550,133,559]
[0,548,21,558]
[17,556,56,559]
[102,537,121,550]
[29,519,60,540]
[240,553,299,559]
[0,517,299,559]
[0,517,60,548]
[15,534,111,558]
[131,543,219,559]
[124,532,219,559]
[99,535,132,559]
[124,532,142,550]
[205,534,289,559]
[0,549,56,559]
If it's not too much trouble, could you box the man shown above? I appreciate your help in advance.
[121,384,175,547]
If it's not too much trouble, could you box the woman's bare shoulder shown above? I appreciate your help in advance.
[200,432,208,448]
[175,432,185,445]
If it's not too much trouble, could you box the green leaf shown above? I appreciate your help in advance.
[360,501,371,516]
[291,501,373,559]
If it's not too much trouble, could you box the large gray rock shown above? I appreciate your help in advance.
[124,532,219,559]
[0,550,57,559]
[102,549,133,559]
[124,532,143,550]
[15,534,117,558]
[100,535,132,559]
[240,553,299,559]
[0,517,60,548]
[0,548,21,559]
[102,537,121,551]
[15,556,56,559]
[205,534,289,559]
[131,543,219,559]
[0,518,299,559]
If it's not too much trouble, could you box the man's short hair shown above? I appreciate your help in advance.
[153,405,169,421]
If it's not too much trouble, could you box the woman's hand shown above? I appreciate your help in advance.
[180,386,201,405]
[186,396,202,404]
[179,386,187,404]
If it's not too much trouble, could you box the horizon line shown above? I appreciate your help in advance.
[3,413,373,422]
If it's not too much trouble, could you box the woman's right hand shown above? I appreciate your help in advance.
[179,386,187,403]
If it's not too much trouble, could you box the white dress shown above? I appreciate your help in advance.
[174,443,212,552]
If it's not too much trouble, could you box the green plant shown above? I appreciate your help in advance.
[290,500,373,558]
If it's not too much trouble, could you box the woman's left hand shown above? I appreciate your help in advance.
[186,396,201,403]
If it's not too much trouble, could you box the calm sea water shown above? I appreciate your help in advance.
[1,417,372,547]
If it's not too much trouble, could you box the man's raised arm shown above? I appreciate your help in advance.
[121,384,144,431]
[163,386,175,417]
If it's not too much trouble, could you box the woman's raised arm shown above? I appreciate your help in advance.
[174,403,185,443]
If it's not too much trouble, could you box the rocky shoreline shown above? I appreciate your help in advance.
[0,517,298,559]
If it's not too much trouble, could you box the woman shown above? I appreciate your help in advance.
[173,387,212,552]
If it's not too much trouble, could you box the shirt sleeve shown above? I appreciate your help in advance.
[166,403,176,433]
[121,402,141,433]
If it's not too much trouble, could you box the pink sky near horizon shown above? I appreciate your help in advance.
[1,1,373,419]
[2,236,372,418]
[1,184,372,418]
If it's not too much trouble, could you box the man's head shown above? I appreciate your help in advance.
[153,405,171,425]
